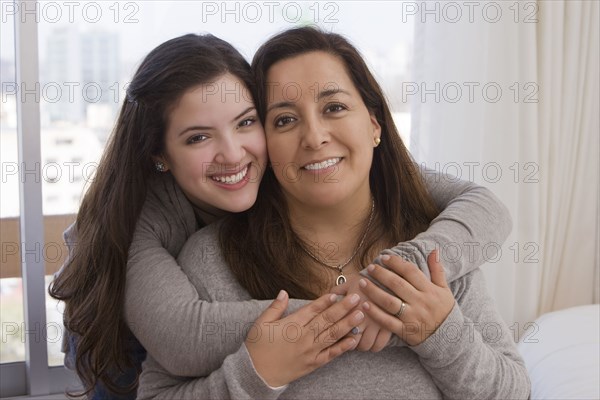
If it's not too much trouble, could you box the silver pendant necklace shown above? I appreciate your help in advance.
[300,199,375,286]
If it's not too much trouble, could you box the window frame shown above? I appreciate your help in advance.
[0,1,81,397]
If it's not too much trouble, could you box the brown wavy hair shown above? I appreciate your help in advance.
[49,34,254,398]
[219,27,440,299]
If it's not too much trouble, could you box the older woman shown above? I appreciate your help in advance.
[136,27,530,399]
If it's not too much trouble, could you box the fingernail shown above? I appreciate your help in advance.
[351,326,360,335]
[367,264,375,273]
[359,279,367,288]
[381,254,391,261]
[277,290,287,300]
[354,311,365,321]
[347,338,357,348]
[362,302,370,310]
[350,294,360,304]
[329,293,338,302]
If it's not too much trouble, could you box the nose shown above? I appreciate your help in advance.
[300,116,330,150]
[214,133,245,165]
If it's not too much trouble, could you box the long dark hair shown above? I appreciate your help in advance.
[49,34,253,397]
[220,26,440,299]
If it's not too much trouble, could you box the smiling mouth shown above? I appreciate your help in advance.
[303,157,342,171]
[211,164,250,185]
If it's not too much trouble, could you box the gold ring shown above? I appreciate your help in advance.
[394,300,406,319]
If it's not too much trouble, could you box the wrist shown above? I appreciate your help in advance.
[245,341,290,388]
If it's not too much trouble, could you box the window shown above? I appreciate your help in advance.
[1,1,414,396]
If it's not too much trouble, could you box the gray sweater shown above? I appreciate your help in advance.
[136,222,530,399]
[121,168,514,380]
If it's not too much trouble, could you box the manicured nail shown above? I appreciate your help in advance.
[350,294,360,304]
[381,254,391,261]
[354,311,365,321]
[277,290,287,300]
[359,279,367,288]
[329,293,338,302]
[351,326,360,335]
[367,264,375,273]
[362,302,370,310]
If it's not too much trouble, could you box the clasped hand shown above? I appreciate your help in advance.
[332,250,455,347]
[356,250,455,346]
[245,251,455,387]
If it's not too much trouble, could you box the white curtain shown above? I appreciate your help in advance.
[410,0,599,333]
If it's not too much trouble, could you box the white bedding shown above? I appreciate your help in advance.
[518,304,600,400]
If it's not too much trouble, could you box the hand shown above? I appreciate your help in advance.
[331,276,393,352]
[358,250,455,346]
[245,290,363,387]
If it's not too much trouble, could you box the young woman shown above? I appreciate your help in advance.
[51,33,514,399]
[135,27,529,399]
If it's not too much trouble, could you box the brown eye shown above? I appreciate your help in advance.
[274,115,296,127]
[186,134,208,144]
[238,117,256,128]
[325,103,347,113]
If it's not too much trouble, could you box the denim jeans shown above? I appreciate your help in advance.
[66,332,147,399]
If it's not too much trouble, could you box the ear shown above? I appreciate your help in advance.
[369,113,382,143]
[151,155,169,172]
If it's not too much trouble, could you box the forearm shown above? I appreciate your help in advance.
[126,245,308,377]
[412,271,530,399]
[137,344,286,400]
[367,167,512,283]
[128,177,310,376]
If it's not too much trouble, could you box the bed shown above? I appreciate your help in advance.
[517,304,600,399]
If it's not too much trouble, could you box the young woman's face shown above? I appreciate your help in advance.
[159,73,267,213]
[264,51,381,209]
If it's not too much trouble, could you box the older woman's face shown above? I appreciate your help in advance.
[264,51,381,209]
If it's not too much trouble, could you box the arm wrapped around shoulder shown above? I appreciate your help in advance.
[370,165,512,283]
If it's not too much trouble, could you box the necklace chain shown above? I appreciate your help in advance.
[300,199,375,285]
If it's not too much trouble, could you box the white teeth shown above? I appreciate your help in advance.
[212,166,248,184]
[304,158,341,171]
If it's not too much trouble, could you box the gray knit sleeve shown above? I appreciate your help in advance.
[136,343,287,400]
[411,269,531,399]
[363,165,512,284]
[124,175,308,378]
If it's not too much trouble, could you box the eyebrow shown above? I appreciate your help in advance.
[232,106,256,123]
[177,106,256,137]
[266,88,351,113]
[319,88,350,100]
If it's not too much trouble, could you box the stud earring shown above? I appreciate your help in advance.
[374,137,381,147]
[155,161,167,172]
